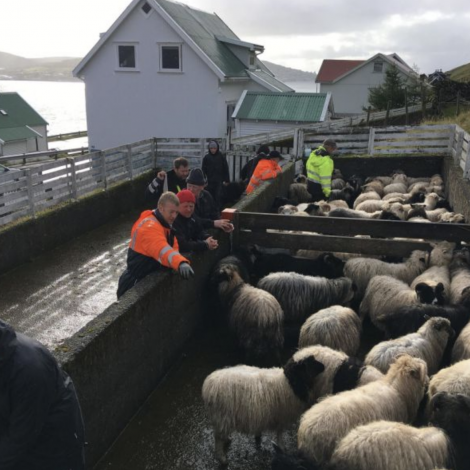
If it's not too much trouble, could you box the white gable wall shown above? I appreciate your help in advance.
[81,5,221,150]
[27,125,48,152]
[322,62,412,116]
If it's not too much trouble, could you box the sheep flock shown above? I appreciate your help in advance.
[203,169,470,470]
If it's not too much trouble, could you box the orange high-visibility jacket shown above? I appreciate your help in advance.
[129,210,188,271]
[246,159,282,194]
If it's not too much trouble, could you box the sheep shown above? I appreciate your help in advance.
[365,175,393,186]
[288,182,312,205]
[411,266,450,304]
[299,306,361,356]
[352,190,381,209]
[327,207,379,219]
[450,248,470,304]
[362,180,384,197]
[428,359,470,403]
[344,249,429,298]
[426,208,449,222]
[328,186,355,207]
[383,181,408,195]
[378,286,470,339]
[430,241,455,267]
[360,276,446,331]
[355,199,385,213]
[251,251,345,282]
[364,317,453,374]
[212,263,284,363]
[293,345,383,404]
[257,273,355,324]
[278,204,299,215]
[451,321,470,363]
[202,353,325,465]
[296,355,428,466]
[439,212,465,223]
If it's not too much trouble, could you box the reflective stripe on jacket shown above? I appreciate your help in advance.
[129,210,188,271]
[246,159,282,194]
[306,146,334,197]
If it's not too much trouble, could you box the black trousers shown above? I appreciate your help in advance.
[307,181,326,202]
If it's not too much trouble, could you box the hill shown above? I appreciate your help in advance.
[447,62,470,83]
[264,61,317,82]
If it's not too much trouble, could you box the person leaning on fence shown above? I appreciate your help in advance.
[186,168,234,233]
[305,139,338,202]
[145,157,190,203]
[173,189,218,253]
[202,140,230,210]
[245,150,284,195]
[117,192,194,299]
[240,145,271,186]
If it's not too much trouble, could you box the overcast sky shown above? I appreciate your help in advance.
[1,0,469,74]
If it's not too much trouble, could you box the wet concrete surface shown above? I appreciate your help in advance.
[0,210,141,348]
[95,324,298,470]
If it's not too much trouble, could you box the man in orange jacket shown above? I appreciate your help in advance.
[117,192,194,298]
[246,150,284,194]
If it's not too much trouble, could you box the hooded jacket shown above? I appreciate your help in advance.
[0,321,85,470]
[145,169,187,203]
[202,141,230,187]
[173,213,210,253]
[194,190,220,230]
[306,145,334,197]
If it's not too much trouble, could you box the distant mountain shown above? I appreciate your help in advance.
[264,61,317,83]
[0,51,81,82]
[447,61,470,83]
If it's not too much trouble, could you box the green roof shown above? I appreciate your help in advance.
[0,126,40,143]
[233,92,330,122]
[0,92,48,131]
[248,70,294,92]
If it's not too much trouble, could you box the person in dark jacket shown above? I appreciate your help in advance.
[201,140,230,209]
[145,157,190,203]
[240,145,270,184]
[0,320,85,470]
[173,189,218,253]
[186,169,234,233]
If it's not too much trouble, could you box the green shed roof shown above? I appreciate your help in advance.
[0,92,48,131]
[0,126,40,143]
[233,91,330,122]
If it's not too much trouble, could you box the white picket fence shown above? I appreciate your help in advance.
[1,125,469,228]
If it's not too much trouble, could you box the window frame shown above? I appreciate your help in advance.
[373,61,384,73]
[158,43,183,73]
[115,42,140,72]
[140,1,153,16]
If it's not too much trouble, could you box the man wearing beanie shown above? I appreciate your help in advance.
[246,150,284,194]
[117,192,194,298]
[240,144,270,184]
[202,140,230,209]
[173,189,218,253]
[186,168,233,233]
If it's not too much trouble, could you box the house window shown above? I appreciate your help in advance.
[373,61,383,73]
[249,54,256,66]
[118,45,136,68]
[159,44,182,72]
[141,2,151,14]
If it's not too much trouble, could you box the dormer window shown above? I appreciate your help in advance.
[159,43,182,72]
[249,53,256,68]
[373,61,384,73]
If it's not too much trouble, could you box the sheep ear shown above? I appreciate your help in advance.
[423,314,431,321]
[436,283,445,293]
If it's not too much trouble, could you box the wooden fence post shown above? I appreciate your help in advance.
[421,84,426,119]
[25,168,36,218]
[127,144,134,180]
[385,101,391,126]
[366,106,371,125]
[368,128,376,156]
[67,157,78,200]
[100,151,107,190]
[465,135,470,179]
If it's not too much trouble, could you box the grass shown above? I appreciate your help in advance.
[447,62,470,83]
[423,107,470,134]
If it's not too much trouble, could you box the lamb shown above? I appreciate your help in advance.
[212,263,284,363]
[202,353,325,465]
[360,276,445,331]
[364,317,453,374]
[293,345,383,404]
[299,306,361,356]
[257,273,355,324]
[344,249,429,298]
[410,265,450,304]
[296,355,428,465]
[428,359,470,403]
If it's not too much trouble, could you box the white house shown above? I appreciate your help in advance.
[316,53,419,116]
[73,0,293,150]
[0,92,48,156]
[232,91,333,139]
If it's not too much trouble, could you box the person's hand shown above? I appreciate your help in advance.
[214,219,234,232]
[157,170,166,181]
[178,262,194,280]
[205,236,218,250]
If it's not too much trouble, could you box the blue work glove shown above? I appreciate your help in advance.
[178,262,194,280]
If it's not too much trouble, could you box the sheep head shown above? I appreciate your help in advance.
[430,241,456,267]
[283,355,325,403]
[419,317,454,341]
[212,264,244,295]
[409,250,430,270]
[415,282,446,305]
[386,355,428,403]
[278,204,299,215]
[429,392,470,437]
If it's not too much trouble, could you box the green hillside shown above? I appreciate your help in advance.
[447,62,470,83]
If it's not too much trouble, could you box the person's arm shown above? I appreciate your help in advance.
[320,161,333,198]
[0,363,56,469]
[145,172,165,202]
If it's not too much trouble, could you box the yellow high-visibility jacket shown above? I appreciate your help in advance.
[306,146,334,197]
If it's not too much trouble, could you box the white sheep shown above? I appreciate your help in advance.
[362,180,385,197]
[202,353,325,464]
[450,249,470,304]
[430,241,455,267]
[257,273,355,324]
[364,317,453,374]
[299,306,362,356]
[426,208,449,222]
[355,199,386,213]
[213,263,284,363]
[360,275,444,331]
[353,190,381,209]
[452,321,470,363]
[428,359,470,402]
[344,249,429,298]
[297,355,428,465]
[439,212,465,223]
[411,266,450,304]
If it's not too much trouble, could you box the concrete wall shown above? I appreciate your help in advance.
[0,172,152,276]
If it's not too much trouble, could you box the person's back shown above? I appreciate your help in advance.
[246,151,283,194]
[0,321,85,470]
[306,139,337,201]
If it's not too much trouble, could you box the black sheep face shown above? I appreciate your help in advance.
[283,356,325,403]
[415,282,446,305]
[429,392,470,435]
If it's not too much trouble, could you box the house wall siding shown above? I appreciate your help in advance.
[81,4,220,150]
[235,119,314,138]
[27,125,48,152]
[323,62,412,115]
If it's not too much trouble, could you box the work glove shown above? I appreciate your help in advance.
[178,262,194,280]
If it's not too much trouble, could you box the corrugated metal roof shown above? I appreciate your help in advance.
[233,92,329,122]
[0,126,39,142]
[316,59,365,83]
[0,92,48,129]
[248,70,294,92]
